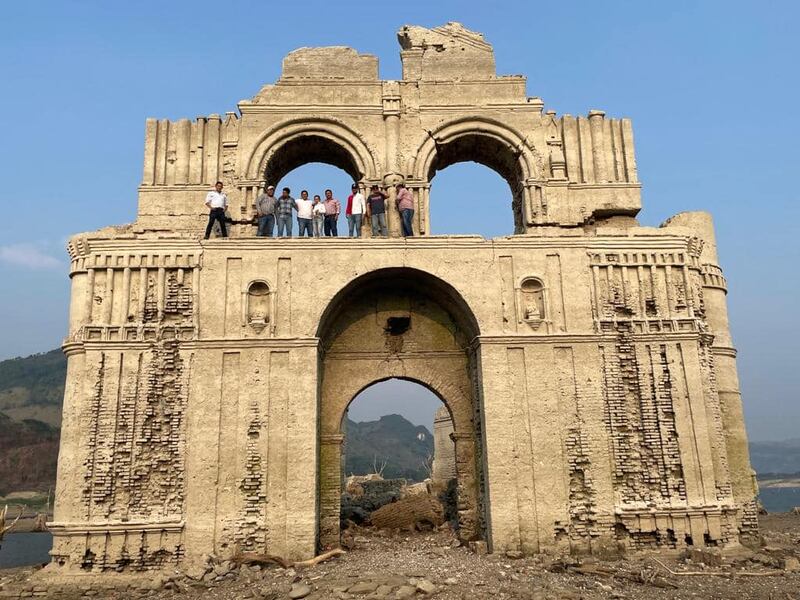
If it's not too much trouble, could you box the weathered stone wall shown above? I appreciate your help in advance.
[432,406,456,483]
[50,22,757,574]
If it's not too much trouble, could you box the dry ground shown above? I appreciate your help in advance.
[1,514,799,599]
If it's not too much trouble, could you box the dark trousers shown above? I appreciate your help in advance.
[324,214,339,236]
[257,214,275,237]
[400,208,415,237]
[204,207,228,239]
[298,218,313,237]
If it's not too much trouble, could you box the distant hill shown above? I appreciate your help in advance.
[344,414,434,482]
[0,412,59,496]
[0,349,66,427]
[749,439,800,476]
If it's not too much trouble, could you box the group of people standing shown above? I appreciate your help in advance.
[203,181,415,239]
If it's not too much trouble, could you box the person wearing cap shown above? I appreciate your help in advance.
[255,185,278,237]
[395,183,415,237]
[345,183,366,238]
[204,181,228,239]
[322,189,341,237]
[366,184,389,237]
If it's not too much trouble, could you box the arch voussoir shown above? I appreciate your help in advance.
[244,117,379,182]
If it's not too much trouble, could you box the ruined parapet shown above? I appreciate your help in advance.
[280,47,379,81]
[432,406,456,483]
[397,22,496,81]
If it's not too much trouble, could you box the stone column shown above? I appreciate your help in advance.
[67,270,87,338]
[452,431,480,541]
[588,110,607,183]
[432,407,456,482]
[175,119,191,184]
[142,119,158,185]
[662,212,757,508]
[204,114,221,184]
[189,117,206,184]
[51,345,87,526]
[319,433,345,549]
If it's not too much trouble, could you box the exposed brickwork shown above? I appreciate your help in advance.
[73,341,187,571]
[235,395,267,551]
[601,327,686,508]
[129,341,186,518]
[163,272,193,323]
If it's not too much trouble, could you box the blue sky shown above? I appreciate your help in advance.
[0,1,797,441]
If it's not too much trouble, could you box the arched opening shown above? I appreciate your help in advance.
[426,133,527,236]
[429,162,515,238]
[272,162,354,236]
[340,378,459,531]
[317,268,485,550]
[258,132,372,237]
[264,135,362,185]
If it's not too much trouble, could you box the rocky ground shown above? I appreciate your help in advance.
[2,514,799,599]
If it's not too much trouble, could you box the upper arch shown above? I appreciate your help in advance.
[407,116,539,182]
[244,117,379,182]
[316,266,481,343]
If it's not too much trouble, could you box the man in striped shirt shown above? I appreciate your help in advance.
[276,187,296,237]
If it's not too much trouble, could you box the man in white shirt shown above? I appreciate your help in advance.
[295,190,314,238]
[346,183,366,238]
[204,181,229,239]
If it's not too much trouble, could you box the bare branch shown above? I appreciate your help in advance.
[0,505,25,540]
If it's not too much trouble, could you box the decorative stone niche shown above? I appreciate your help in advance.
[518,277,546,329]
[243,280,273,333]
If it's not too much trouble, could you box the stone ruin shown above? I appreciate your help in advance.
[48,22,758,577]
[432,406,456,484]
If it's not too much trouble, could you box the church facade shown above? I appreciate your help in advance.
[51,23,757,572]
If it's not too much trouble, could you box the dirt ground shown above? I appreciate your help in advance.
[1,514,799,599]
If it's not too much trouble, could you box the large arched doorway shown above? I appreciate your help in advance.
[316,268,486,550]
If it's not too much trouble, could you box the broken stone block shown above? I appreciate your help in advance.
[687,547,722,567]
[782,557,800,572]
[288,582,311,599]
[370,494,444,531]
[347,581,380,594]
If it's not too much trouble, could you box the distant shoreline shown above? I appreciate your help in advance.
[759,478,800,489]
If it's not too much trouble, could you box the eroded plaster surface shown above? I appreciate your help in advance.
[51,22,757,573]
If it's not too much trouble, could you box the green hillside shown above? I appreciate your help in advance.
[0,349,66,427]
[0,412,60,496]
[344,414,434,482]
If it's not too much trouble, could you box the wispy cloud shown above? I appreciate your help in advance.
[0,243,63,269]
